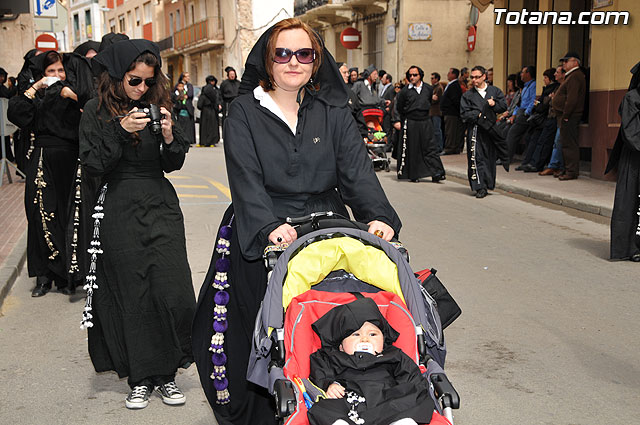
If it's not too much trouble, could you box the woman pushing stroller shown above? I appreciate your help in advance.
[192,18,401,425]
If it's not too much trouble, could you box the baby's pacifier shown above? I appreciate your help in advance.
[354,342,374,354]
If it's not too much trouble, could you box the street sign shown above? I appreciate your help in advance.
[408,23,432,41]
[467,25,477,51]
[35,33,58,51]
[340,27,361,50]
[34,0,57,18]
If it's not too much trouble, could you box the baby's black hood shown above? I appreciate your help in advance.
[312,298,400,349]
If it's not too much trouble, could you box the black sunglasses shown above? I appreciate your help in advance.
[273,48,316,64]
[409,73,420,77]
[127,76,157,87]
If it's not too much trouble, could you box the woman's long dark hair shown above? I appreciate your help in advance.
[97,52,171,118]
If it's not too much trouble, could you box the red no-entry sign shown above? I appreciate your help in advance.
[340,27,361,49]
[35,33,58,52]
[467,26,477,52]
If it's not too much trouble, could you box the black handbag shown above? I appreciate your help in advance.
[415,268,462,329]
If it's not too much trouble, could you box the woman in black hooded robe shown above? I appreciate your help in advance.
[8,50,80,296]
[606,62,640,262]
[79,39,195,409]
[191,18,401,425]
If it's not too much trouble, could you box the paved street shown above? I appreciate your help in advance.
[1,146,639,424]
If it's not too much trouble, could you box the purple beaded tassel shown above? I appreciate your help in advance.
[210,215,233,404]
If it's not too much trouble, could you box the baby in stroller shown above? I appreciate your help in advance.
[307,297,435,425]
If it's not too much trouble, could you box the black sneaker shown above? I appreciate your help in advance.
[125,385,151,409]
[155,381,186,405]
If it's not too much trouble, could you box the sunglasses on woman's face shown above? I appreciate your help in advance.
[127,76,157,87]
[273,48,316,64]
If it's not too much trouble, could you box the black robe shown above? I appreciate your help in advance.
[606,88,640,260]
[7,83,81,286]
[192,26,401,425]
[79,98,196,386]
[198,84,221,146]
[172,88,195,145]
[307,298,434,425]
[460,85,508,192]
[395,84,445,180]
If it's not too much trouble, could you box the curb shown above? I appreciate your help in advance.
[0,230,28,310]
[445,168,612,218]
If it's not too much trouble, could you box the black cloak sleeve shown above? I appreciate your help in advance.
[620,89,640,151]
[223,101,282,259]
[160,114,190,173]
[79,98,130,177]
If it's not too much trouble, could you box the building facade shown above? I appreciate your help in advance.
[295,0,495,86]
[68,0,105,50]
[490,0,639,180]
[159,0,292,88]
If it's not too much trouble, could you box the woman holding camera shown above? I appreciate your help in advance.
[79,39,195,410]
[8,50,80,297]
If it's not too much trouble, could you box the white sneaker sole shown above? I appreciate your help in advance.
[125,399,149,409]
[159,395,186,405]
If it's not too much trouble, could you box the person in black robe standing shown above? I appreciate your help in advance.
[79,39,196,410]
[307,298,436,425]
[393,66,445,182]
[460,65,508,198]
[8,51,80,296]
[219,66,240,132]
[191,18,402,425]
[606,61,640,262]
[198,75,222,147]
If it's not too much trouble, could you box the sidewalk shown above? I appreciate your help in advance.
[440,153,616,218]
[0,171,28,307]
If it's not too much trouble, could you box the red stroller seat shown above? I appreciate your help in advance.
[281,289,452,425]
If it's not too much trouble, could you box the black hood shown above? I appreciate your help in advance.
[93,39,161,80]
[311,298,400,349]
[74,40,101,57]
[238,22,348,107]
[628,61,640,92]
[99,32,130,52]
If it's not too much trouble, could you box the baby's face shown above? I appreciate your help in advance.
[339,321,384,355]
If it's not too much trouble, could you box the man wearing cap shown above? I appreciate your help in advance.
[551,51,586,180]
[351,64,387,109]
[219,66,240,131]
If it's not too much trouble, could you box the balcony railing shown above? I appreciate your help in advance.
[157,36,173,51]
[294,0,330,16]
[173,16,224,51]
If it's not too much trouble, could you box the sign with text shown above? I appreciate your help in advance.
[34,0,57,18]
[408,23,432,41]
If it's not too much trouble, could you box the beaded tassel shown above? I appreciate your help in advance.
[209,215,234,404]
[33,149,59,260]
[397,119,408,178]
[68,161,82,274]
[470,126,478,182]
[80,183,107,330]
[636,194,640,236]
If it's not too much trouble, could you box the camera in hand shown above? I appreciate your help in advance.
[139,104,163,135]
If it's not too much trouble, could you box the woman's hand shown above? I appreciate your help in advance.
[32,76,48,91]
[325,383,345,399]
[60,86,78,101]
[367,220,394,241]
[120,107,149,133]
[268,223,297,245]
[160,106,173,144]
[393,122,401,131]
